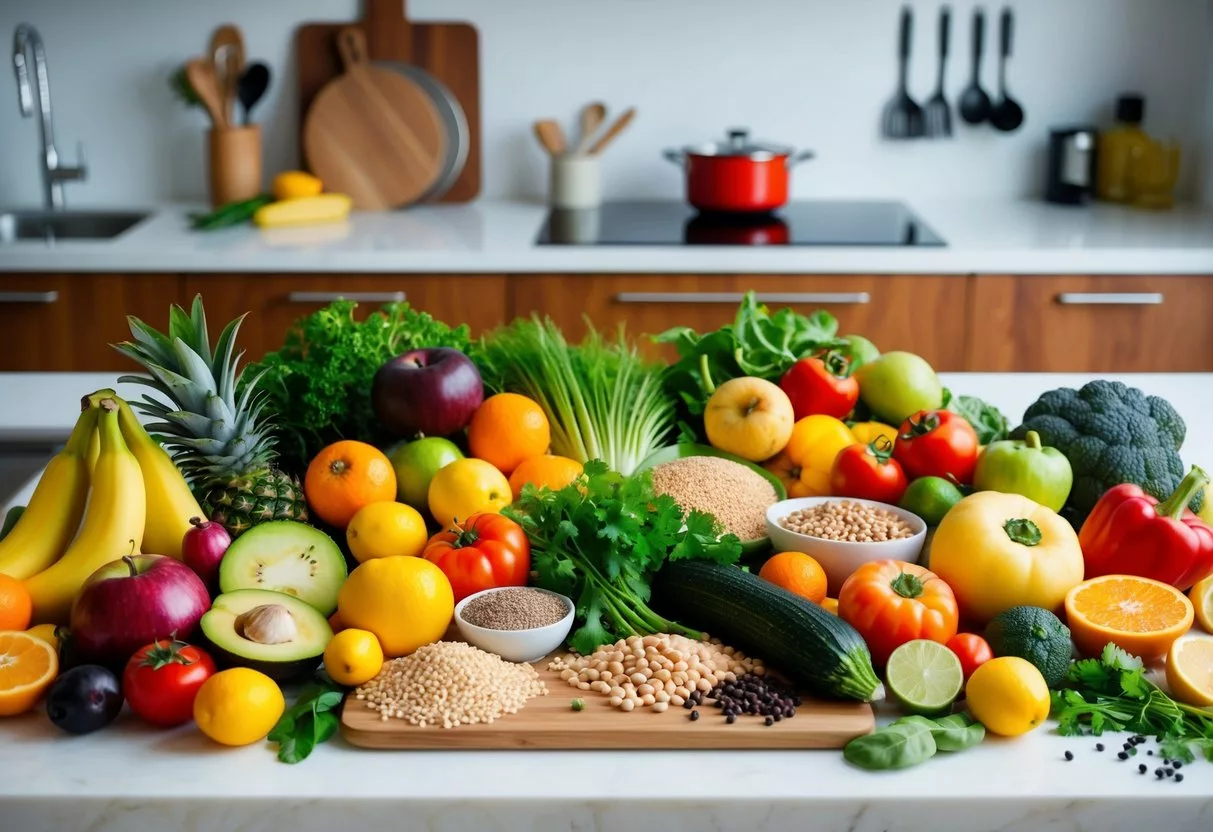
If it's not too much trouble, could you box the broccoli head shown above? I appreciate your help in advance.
[1011,380,1198,526]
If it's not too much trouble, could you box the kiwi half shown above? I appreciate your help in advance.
[218,520,347,615]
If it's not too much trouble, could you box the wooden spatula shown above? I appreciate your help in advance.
[575,102,607,153]
[533,119,566,155]
[208,24,245,128]
[186,57,227,129]
[588,107,636,155]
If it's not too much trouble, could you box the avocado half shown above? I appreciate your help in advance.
[218,520,347,616]
[200,589,333,682]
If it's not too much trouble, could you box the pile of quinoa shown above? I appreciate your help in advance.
[650,456,777,540]
[461,587,570,631]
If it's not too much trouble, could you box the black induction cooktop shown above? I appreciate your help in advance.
[537,200,946,247]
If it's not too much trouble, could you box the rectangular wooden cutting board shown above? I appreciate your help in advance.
[341,652,875,750]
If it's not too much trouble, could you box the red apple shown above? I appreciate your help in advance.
[182,516,231,593]
[71,554,211,668]
[372,347,484,438]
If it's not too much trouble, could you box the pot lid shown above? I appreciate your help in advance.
[683,129,793,160]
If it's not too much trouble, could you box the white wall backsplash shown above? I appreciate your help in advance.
[0,0,1208,208]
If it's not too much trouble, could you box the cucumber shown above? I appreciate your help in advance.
[655,560,884,702]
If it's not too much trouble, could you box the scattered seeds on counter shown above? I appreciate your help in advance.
[355,641,547,728]
[779,500,914,542]
[1064,751,1074,761]
[702,672,801,725]
[1175,774,1184,783]
[1139,764,1148,774]
[571,698,585,711]
[650,456,777,540]
[1095,743,1104,752]
[461,587,570,630]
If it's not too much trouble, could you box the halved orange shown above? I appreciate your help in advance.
[1166,636,1213,707]
[1190,575,1213,634]
[1065,575,1193,662]
[0,630,59,716]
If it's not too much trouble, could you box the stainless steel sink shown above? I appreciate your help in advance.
[0,210,149,243]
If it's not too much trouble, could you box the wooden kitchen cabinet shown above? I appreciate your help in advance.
[966,275,1213,372]
[0,273,182,371]
[183,274,509,361]
[510,274,972,370]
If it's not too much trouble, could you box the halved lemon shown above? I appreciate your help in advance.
[1190,575,1213,634]
[0,630,59,716]
[1165,636,1213,707]
[1064,574,1193,662]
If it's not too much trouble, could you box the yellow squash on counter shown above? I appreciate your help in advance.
[254,194,352,229]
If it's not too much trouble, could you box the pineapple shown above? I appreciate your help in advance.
[113,295,308,536]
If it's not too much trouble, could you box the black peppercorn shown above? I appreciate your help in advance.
[764,716,774,726]
[1155,769,1164,778]
[1173,762,1183,770]
[1164,767,1173,776]
[1118,751,1129,760]
[1064,751,1074,761]
[1175,774,1184,783]
[689,709,699,721]
[725,714,735,724]
[1138,764,1147,774]
[1147,750,1154,756]
[1095,743,1105,751]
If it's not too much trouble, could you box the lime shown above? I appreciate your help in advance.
[900,476,964,526]
[886,639,964,717]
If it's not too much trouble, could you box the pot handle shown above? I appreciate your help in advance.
[787,150,816,167]
[662,148,685,167]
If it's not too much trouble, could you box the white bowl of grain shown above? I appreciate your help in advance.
[454,586,575,663]
[765,497,927,595]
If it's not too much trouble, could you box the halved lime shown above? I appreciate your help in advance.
[886,639,964,716]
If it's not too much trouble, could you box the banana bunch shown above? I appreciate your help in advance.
[0,390,204,624]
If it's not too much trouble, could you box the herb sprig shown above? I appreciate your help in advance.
[1051,643,1213,764]
[268,675,346,764]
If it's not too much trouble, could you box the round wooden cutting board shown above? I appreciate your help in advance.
[303,27,446,210]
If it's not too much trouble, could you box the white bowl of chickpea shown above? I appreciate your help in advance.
[765,497,927,595]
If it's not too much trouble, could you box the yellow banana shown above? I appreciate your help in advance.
[115,397,202,559]
[86,419,100,476]
[0,406,96,580]
[26,397,146,624]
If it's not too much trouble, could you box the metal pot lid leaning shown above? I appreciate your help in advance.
[679,128,796,160]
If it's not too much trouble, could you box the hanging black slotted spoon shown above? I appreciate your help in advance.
[882,6,924,139]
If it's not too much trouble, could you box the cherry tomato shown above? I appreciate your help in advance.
[423,513,531,602]
[838,559,959,666]
[829,438,908,505]
[778,351,860,421]
[945,633,994,682]
[122,639,216,727]
[893,410,980,484]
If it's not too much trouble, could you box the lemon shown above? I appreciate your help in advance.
[1165,635,1213,707]
[337,556,454,658]
[427,458,511,529]
[193,668,285,747]
[1190,574,1213,634]
[324,628,385,686]
[271,170,323,201]
[964,656,1050,737]
[347,501,429,563]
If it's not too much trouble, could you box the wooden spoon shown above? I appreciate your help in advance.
[533,119,567,155]
[186,58,227,129]
[575,102,607,153]
[208,24,246,127]
[587,107,636,155]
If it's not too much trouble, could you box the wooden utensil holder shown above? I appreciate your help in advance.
[208,125,262,207]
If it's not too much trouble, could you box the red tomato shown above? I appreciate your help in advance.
[122,639,216,727]
[778,351,860,421]
[829,439,908,505]
[945,633,993,682]
[423,513,531,602]
[838,559,959,666]
[893,410,979,484]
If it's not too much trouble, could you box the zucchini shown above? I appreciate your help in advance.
[655,560,884,702]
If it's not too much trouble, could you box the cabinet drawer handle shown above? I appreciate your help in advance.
[615,292,871,305]
[1056,292,1163,306]
[287,291,406,304]
[0,291,59,304]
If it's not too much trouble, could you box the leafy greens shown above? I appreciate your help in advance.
[941,388,1011,445]
[268,674,346,764]
[504,459,742,654]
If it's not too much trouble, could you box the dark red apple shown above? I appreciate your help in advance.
[70,554,211,668]
[182,516,231,593]
[372,347,484,438]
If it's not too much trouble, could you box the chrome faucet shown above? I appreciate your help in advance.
[13,23,86,209]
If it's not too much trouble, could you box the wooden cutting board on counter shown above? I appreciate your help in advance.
[341,650,875,750]
[296,0,480,204]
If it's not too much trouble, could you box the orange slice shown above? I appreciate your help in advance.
[1166,636,1213,707]
[0,630,59,716]
[1065,575,1193,662]
[1190,575,1213,634]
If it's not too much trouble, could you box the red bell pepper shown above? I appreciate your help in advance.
[1078,465,1213,591]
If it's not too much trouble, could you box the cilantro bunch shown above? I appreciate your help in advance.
[1051,643,1213,763]
[505,460,742,654]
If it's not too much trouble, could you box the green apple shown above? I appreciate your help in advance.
[387,437,464,511]
[972,431,1073,512]
[854,351,943,425]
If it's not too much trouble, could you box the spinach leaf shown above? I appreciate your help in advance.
[843,720,938,770]
[268,675,346,765]
[897,713,986,752]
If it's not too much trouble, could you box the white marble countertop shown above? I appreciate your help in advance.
[1,199,1211,275]
[3,371,1213,831]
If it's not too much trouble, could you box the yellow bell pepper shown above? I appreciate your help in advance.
[763,415,857,497]
[849,421,898,449]
[928,491,1084,624]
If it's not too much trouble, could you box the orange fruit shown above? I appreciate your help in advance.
[1065,574,1194,662]
[508,455,583,499]
[305,440,397,528]
[0,575,32,631]
[1165,636,1213,707]
[0,631,59,716]
[467,393,550,475]
[758,552,828,603]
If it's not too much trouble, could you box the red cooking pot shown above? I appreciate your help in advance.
[664,129,815,213]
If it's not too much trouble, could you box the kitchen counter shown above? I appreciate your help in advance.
[2,371,1213,831]
[1,199,1212,275]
